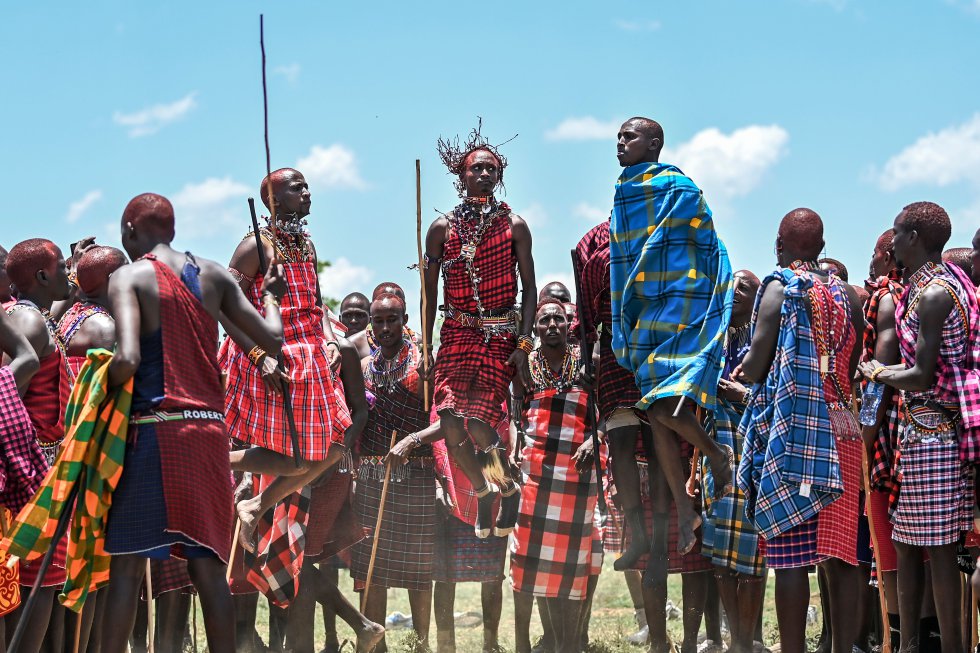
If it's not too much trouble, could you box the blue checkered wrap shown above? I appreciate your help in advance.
[736,268,843,540]
[609,163,733,411]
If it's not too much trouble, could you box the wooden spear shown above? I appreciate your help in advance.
[361,430,398,611]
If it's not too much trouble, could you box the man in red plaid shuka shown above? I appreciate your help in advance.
[421,127,536,540]
[220,169,354,579]
[3,238,73,653]
[859,202,980,652]
[100,193,286,653]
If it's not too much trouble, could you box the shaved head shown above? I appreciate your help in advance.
[371,292,407,315]
[372,282,405,301]
[7,239,61,291]
[259,168,302,210]
[625,117,664,144]
[819,257,849,282]
[121,193,175,240]
[875,229,894,254]
[341,292,369,310]
[942,247,973,277]
[77,246,129,296]
[539,281,571,304]
[900,201,951,253]
[778,208,825,262]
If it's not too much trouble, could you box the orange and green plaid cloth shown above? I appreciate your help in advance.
[0,349,132,612]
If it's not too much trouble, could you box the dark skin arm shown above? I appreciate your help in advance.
[420,216,447,380]
[336,338,367,449]
[858,285,954,392]
[860,293,899,450]
[108,256,285,387]
[738,280,785,383]
[0,310,40,394]
[508,214,536,389]
[69,314,117,354]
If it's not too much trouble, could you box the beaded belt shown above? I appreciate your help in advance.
[442,305,519,338]
[901,398,960,444]
[130,409,225,425]
[357,455,436,483]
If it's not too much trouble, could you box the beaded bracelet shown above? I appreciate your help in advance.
[870,366,887,382]
[410,432,422,447]
[516,335,534,355]
[248,345,267,366]
[262,292,280,308]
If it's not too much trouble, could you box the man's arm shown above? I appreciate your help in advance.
[871,286,953,392]
[107,267,143,387]
[216,261,284,357]
[420,217,447,376]
[509,215,536,389]
[845,285,866,379]
[861,293,899,450]
[337,339,368,449]
[0,311,39,393]
[739,280,784,383]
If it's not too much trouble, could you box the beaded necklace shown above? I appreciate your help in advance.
[248,223,313,264]
[59,302,111,348]
[442,199,510,318]
[529,345,579,393]
[366,337,415,393]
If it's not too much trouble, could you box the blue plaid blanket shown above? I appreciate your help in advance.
[736,268,843,540]
[609,162,733,411]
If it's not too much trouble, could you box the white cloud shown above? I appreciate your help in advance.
[113,92,198,137]
[171,176,251,238]
[318,257,375,299]
[663,124,789,201]
[273,63,301,83]
[874,113,980,191]
[614,19,661,31]
[573,202,608,222]
[65,190,103,224]
[296,144,367,190]
[516,202,548,227]
[545,116,623,142]
[945,0,980,15]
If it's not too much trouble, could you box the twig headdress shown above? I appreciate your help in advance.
[437,118,516,196]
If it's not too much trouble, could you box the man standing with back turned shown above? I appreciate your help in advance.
[609,117,735,556]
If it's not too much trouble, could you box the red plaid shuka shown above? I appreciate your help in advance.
[18,348,64,447]
[350,342,438,591]
[110,254,233,562]
[434,204,519,426]
[244,480,310,607]
[220,260,351,461]
[573,221,641,421]
[510,383,601,600]
[862,272,904,495]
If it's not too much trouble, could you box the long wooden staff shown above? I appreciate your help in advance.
[146,560,155,653]
[415,160,430,410]
[362,430,398,610]
[255,18,302,468]
[861,446,892,653]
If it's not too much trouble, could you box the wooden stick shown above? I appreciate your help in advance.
[416,159,429,411]
[260,15,277,242]
[72,605,83,653]
[362,430,398,610]
[226,519,242,584]
[192,594,199,653]
[146,559,155,653]
[860,446,892,653]
[971,580,978,651]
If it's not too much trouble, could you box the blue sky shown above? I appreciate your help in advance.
[3,1,979,324]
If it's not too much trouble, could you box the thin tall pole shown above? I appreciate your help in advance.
[361,430,398,610]
[415,160,429,410]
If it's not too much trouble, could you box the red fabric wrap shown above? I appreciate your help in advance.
[433,324,514,426]
[220,261,351,460]
[441,206,518,314]
[147,256,233,562]
[20,351,63,445]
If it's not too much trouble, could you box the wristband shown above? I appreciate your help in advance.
[516,335,534,355]
[262,292,280,308]
[325,340,340,350]
[248,345,267,366]
[410,432,422,447]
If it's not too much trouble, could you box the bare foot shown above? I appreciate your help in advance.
[677,511,702,556]
[234,472,253,505]
[236,496,262,553]
[707,445,734,500]
[355,620,385,653]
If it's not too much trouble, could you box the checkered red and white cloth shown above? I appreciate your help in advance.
[510,388,601,600]
[221,260,351,461]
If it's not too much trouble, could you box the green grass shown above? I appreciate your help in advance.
[183,560,824,652]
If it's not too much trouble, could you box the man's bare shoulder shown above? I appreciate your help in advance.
[917,283,956,314]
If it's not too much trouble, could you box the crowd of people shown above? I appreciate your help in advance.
[0,116,978,653]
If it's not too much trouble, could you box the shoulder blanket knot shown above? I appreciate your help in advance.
[609,162,733,412]
[735,269,843,540]
[1,349,132,612]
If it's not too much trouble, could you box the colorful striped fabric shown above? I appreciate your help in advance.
[1,349,132,612]
[736,269,843,540]
[609,162,733,412]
